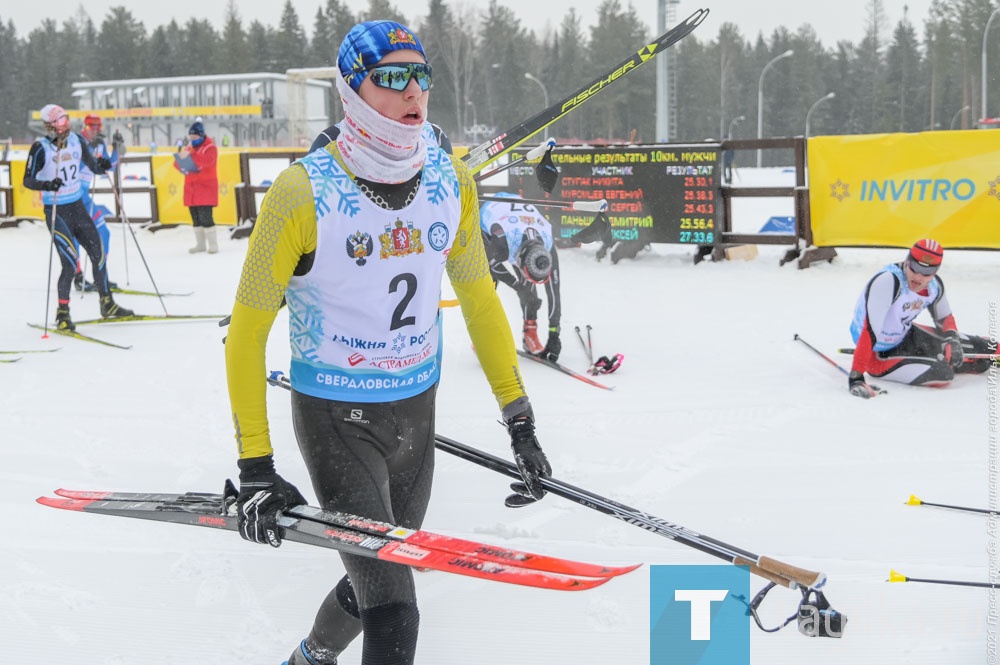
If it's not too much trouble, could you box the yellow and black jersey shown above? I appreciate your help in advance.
[225,144,526,459]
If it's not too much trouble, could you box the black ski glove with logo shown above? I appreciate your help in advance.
[236,455,306,547]
[505,414,551,505]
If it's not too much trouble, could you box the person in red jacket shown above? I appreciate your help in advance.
[173,120,219,253]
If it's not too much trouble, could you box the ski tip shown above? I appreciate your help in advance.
[887,569,908,583]
[906,494,923,506]
[37,495,92,511]
[610,563,644,576]
[54,488,111,500]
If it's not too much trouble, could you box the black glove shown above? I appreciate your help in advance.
[538,330,561,362]
[848,369,884,398]
[505,415,551,502]
[943,331,964,369]
[236,455,307,547]
[97,156,113,171]
[42,178,63,191]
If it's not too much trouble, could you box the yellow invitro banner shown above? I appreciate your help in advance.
[808,131,1000,249]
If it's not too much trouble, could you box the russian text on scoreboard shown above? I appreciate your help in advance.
[498,145,721,245]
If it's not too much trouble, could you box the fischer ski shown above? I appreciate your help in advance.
[71,314,226,325]
[0,356,22,363]
[516,350,613,390]
[27,323,132,350]
[462,8,709,174]
[38,483,637,591]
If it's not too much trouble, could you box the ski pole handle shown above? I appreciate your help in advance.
[735,556,826,590]
[572,199,608,213]
[524,138,556,161]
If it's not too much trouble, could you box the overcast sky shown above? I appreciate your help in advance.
[5,0,933,48]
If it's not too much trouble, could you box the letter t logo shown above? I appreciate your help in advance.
[674,589,728,640]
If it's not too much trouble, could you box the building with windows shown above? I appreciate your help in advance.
[47,72,333,148]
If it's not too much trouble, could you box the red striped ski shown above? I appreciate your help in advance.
[51,488,636,579]
[39,486,638,591]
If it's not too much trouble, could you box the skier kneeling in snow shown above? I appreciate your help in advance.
[848,238,996,398]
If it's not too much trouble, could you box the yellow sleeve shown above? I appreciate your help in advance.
[225,163,317,459]
[446,157,528,411]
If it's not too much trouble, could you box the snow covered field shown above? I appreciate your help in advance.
[2,178,998,664]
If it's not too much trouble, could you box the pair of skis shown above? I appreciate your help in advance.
[28,314,226,349]
[37,482,638,592]
[890,494,1000,589]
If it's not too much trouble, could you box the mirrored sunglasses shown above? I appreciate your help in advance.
[907,256,938,276]
[365,63,432,92]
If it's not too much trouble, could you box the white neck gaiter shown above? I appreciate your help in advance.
[334,75,427,184]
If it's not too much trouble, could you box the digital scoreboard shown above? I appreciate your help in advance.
[486,144,721,246]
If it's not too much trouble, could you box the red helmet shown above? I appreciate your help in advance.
[908,238,943,275]
[84,114,102,129]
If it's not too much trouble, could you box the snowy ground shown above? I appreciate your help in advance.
[2,175,998,664]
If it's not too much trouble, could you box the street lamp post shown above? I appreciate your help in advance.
[757,49,794,168]
[524,72,550,140]
[982,8,1000,122]
[950,104,971,130]
[805,92,836,137]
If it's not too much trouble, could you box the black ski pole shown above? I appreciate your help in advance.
[433,433,826,591]
[793,334,849,376]
[906,494,999,515]
[106,174,169,315]
[889,570,1000,589]
[585,325,594,364]
[40,148,61,338]
[478,196,606,213]
[842,346,995,360]
[795,334,886,396]
[574,326,592,365]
